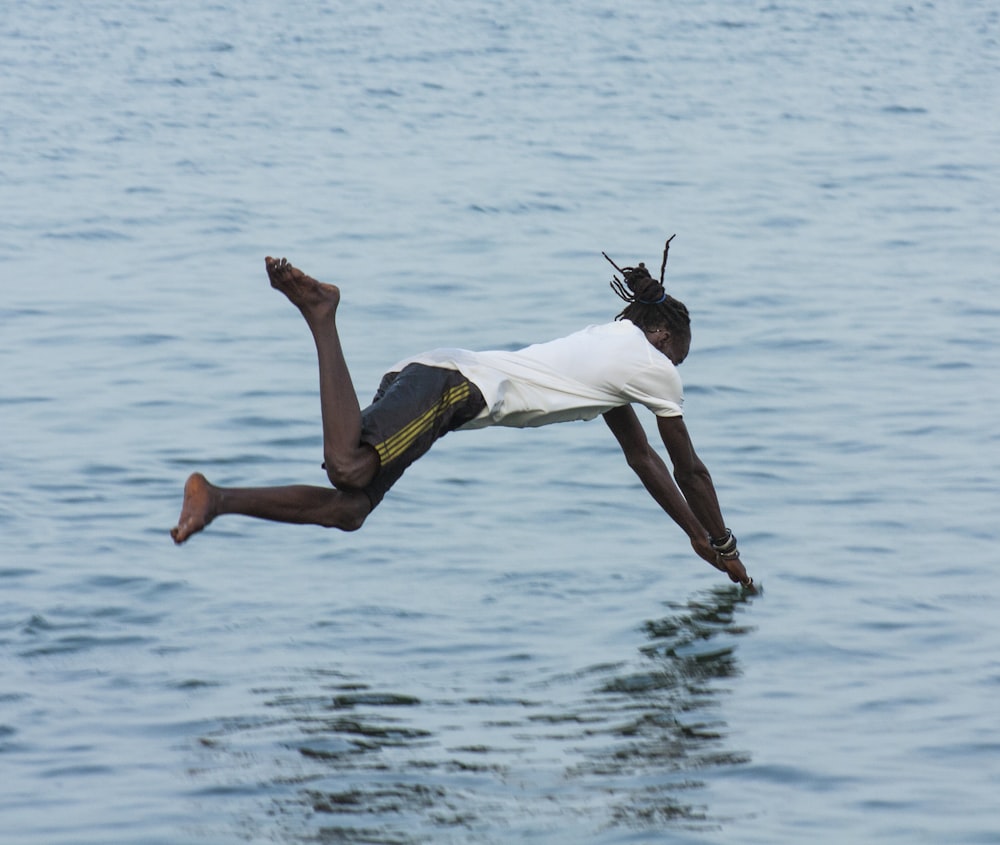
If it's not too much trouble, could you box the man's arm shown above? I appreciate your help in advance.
[603,406,720,568]
[655,415,726,538]
[602,405,751,585]
[656,414,751,585]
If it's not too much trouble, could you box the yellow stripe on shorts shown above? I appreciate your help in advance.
[373,382,471,466]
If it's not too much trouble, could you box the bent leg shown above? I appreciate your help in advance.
[171,472,370,544]
[265,257,379,489]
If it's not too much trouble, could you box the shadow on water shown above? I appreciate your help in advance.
[192,585,756,843]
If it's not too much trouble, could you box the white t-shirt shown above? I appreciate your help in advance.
[390,320,684,430]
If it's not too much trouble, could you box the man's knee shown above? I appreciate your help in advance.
[323,445,379,489]
[333,506,368,532]
[320,490,371,532]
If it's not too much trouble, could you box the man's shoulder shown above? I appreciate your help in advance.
[559,320,642,346]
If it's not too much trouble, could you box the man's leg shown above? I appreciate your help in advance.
[171,473,369,544]
[264,256,379,489]
[171,258,380,544]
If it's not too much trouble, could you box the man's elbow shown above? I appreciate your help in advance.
[624,446,657,476]
[674,464,711,487]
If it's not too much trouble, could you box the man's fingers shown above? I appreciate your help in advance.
[721,556,749,583]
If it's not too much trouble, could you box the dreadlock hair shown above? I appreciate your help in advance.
[603,235,691,337]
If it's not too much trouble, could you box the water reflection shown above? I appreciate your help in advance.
[193,585,756,842]
[579,584,756,830]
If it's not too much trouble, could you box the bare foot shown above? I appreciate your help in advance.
[171,473,219,544]
[264,256,340,319]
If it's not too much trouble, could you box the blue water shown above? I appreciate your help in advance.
[3,1,1000,842]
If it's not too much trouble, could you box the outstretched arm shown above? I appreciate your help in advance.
[656,414,751,585]
[655,415,726,537]
[602,406,751,585]
[603,406,717,565]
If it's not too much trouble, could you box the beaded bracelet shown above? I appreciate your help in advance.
[710,528,738,557]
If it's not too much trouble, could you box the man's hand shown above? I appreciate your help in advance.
[720,553,753,588]
[691,534,721,567]
[691,535,755,589]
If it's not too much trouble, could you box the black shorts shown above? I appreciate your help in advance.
[358,363,486,508]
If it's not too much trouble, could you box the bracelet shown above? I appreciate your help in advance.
[710,528,738,556]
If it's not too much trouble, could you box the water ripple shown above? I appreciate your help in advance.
[176,586,756,841]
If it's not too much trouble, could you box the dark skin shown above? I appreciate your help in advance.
[172,258,752,587]
[602,326,751,586]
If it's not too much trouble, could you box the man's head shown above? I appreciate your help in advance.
[605,237,691,363]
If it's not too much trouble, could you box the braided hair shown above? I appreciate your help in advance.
[604,235,690,337]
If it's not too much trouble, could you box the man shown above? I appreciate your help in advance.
[171,250,753,588]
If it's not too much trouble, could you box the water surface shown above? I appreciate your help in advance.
[2,1,999,842]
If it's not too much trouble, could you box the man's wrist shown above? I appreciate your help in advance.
[710,528,739,558]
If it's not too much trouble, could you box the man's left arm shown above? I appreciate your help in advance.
[656,414,752,585]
